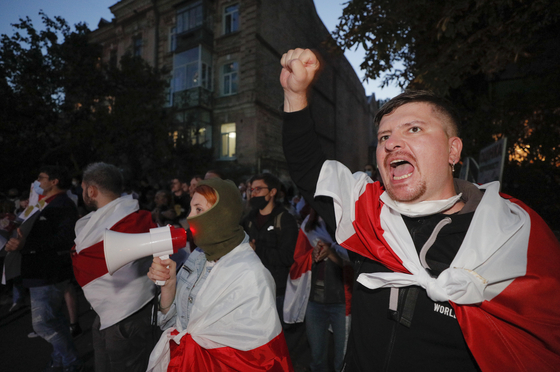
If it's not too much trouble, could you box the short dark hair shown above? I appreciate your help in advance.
[374,90,461,137]
[250,173,282,197]
[155,189,173,205]
[40,165,71,190]
[82,162,123,196]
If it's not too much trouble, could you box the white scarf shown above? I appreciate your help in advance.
[380,192,463,217]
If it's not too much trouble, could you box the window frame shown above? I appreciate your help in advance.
[221,61,239,96]
[220,123,237,159]
[223,3,239,35]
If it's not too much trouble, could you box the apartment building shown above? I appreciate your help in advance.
[90,0,377,177]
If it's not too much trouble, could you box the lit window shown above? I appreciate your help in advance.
[222,62,238,96]
[133,34,142,57]
[224,4,239,34]
[221,123,236,158]
[177,1,203,34]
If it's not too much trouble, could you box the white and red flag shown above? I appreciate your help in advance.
[283,217,352,325]
[72,195,156,330]
[316,160,560,371]
[147,243,293,372]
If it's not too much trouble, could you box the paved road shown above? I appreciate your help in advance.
[0,284,315,372]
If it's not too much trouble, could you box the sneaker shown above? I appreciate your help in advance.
[69,323,82,337]
[28,331,39,338]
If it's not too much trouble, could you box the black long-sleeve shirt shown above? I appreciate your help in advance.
[283,107,480,372]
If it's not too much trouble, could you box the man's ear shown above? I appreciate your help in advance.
[88,185,98,199]
[449,137,463,164]
[51,178,60,187]
[269,188,278,198]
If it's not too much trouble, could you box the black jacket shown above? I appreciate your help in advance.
[21,192,78,287]
[241,204,298,296]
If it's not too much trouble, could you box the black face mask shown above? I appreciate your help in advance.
[250,196,269,210]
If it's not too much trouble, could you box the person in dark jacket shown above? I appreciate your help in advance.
[6,165,81,372]
[241,173,298,321]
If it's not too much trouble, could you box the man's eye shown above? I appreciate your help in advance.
[378,135,389,142]
[410,127,421,133]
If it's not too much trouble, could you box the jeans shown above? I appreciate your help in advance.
[30,280,79,367]
[305,301,348,372]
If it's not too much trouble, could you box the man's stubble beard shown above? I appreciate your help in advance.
[83,194,98,212]
[385,179,427,203]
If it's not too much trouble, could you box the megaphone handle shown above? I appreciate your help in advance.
[155,254,170,286]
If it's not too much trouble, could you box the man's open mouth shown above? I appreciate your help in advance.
[390,159,414,180]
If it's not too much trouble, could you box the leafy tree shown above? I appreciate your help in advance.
[331,0,560,229]
[0,12,210,194]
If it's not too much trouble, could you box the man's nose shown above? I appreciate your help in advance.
[384,134,403,151]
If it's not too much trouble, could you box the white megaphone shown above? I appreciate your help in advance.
[104,225,187,285]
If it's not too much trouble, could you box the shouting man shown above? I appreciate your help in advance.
[280,48,560,371]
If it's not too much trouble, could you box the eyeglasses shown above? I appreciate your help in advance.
[37,175,49,180]
[250,186,269,193]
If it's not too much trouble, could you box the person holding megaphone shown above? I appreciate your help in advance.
[146,178,294,372]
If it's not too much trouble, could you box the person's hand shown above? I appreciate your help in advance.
[147,256,177,287]
[5,228,25,252]
[280,48,320,112]
[249,239,256,250]
[313,240,331,262]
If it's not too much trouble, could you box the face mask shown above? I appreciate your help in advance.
[250,196,269,210]
[32,180,44,196]
[365,170,373,178]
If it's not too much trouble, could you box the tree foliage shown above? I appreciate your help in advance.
[0,12,211,192]
[331,0,560,229]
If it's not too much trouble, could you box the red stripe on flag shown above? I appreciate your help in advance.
[168,331,294,372]
[289,229,314,280]
[72,210,156,287]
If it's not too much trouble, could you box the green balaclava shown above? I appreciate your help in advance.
[187,178,245,261]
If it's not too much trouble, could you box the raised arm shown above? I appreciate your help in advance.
[280,48,320,113]
[281,48,336,232]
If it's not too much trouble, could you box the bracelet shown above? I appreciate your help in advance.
[158,300,173,311]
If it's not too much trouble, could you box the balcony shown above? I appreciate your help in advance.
[173,86,213,110]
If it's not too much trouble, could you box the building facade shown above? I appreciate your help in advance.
[90,0,377,179]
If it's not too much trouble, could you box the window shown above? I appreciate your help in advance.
[169,27,176,52]
[176,1,203,34]
[133,34,142,57]
[221,123,236,158]
[223,4,239,34]
[173,46,212,92]
[222,62,238,95]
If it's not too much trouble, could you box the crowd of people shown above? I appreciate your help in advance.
[0,46,559,372]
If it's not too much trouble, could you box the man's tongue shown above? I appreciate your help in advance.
[392,163,414,178]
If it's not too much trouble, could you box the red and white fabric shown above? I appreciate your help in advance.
[316,159,560,371]
[147,243,293,372]
[283,217,352,325]
[72,195,156,330]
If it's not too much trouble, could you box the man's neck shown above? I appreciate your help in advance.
[43,188,64,199]
[96,194,120,209]
[443,200,465,215]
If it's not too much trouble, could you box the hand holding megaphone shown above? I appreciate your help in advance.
[104,225,186,286]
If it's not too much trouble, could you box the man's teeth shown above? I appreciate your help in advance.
[394,173,412,180]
